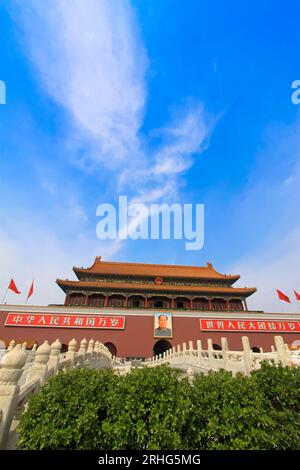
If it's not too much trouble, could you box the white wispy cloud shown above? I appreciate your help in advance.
[11,0,213,201]
[118,105,214,203]
[12,0,147,166]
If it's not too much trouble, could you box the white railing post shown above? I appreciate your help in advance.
[87,339,94,353]
[66,338,77,366]
[196,339,202,367]
[48,339,62,375]
[79,338,87,361]
[207,339,213,369]
[182,342,187,363]
[96,341,103,368]
[7,340,15,352]
[242,336,252,376]
[0,345,28,449]
[86,340,94,367]
[27,344,37,364]
[221,337,229,370]
[26,341,51,385]
[274,336,290,366]
[188,341,193,362]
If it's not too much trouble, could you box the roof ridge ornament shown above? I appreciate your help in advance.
[95,256,102,263]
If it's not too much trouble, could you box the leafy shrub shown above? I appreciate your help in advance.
[17,363,300,450]
[102,365,191,450]
[250,362,300,449]
[184,369,273,450]
[17,368,118,450]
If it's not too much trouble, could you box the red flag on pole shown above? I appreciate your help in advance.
[8,278,21,294]
[26,280,34,301]
[276,289,290,303]
[294,290,300,301]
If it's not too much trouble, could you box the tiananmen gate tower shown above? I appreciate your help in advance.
[0,257,299,358]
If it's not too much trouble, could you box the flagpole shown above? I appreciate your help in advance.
[293,289,300,312]
[1,287,9,305]
[25,281,29,305]
[25,278,34,305]
[2,275,12,304]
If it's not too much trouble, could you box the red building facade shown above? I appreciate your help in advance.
[0,257,299,358]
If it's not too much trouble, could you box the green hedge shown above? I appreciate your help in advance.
[17,363,300,450]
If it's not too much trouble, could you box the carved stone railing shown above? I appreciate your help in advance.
[0,338,120,449]
[145,335,298,377]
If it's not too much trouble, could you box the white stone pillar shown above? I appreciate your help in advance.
[79,338,88,357]
[0,345,28,449]
[207,339,213,369]
[242,336,252,376]
[66,338,77,366]
[87,339,94,354]
[197,339,203,366]
[182,342,187,362]
[27,343,37,364]
[274,336,290,366]
[94,341,100,367]
[221,337,228,350]
[7,340,15,352]
[221,337,229,370]
[26,341,51,385]
[48,339,62,374]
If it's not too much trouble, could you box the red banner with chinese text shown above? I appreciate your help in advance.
[5,313,125,329]
[199,318,300,333]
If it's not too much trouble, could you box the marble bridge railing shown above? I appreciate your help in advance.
[145,335,300,377]
[0,338,121,449]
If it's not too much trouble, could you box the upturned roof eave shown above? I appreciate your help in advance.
[72,266,240,284]
[56,279,256,298]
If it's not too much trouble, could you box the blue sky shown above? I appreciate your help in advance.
[0,0,300,311]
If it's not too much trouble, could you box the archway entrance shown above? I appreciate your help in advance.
[104,342,117,357]
[153,339,172,357]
